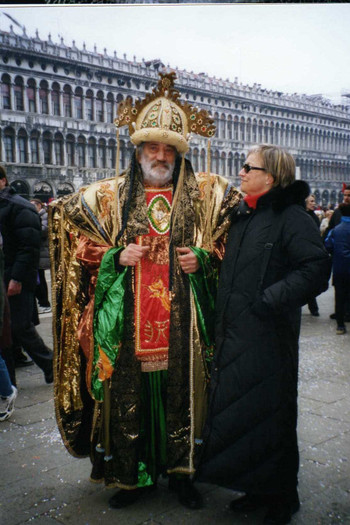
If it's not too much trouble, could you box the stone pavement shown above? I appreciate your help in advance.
[1,285,349,525]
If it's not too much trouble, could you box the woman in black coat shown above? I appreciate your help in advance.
[197,145,330,525]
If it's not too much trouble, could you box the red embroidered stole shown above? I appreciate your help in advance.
[134,187,172,371]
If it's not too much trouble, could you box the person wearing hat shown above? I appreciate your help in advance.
[0,165,53,385]
[49,72,241,510]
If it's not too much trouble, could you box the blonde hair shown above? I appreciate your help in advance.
[248,144,295,188]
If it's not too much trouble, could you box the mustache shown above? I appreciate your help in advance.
[151,160,171,169]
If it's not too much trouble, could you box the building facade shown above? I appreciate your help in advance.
[1,24,350,205]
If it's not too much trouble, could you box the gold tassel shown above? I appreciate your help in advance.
[113,127,121,242]
[203,139,213,251]
[170,153,186,246]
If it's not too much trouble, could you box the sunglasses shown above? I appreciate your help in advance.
[242,164,266,173]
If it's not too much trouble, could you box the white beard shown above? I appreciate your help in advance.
[140,155,174,187]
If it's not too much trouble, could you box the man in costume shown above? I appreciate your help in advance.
[49,72,240,510]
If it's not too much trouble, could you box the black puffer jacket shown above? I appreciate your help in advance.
[0,187,41,291]
[197,181,330,495]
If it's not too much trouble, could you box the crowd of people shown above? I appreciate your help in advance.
[0,72,348,525]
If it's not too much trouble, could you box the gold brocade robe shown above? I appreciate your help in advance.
[49,160,241,488]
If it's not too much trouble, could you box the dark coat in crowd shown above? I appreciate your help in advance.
[325,217,350,282]
[0,187,41,292]
[38,207,50,270]
[197,181,330,496]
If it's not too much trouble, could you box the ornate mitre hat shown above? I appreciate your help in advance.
[115,71,216,153]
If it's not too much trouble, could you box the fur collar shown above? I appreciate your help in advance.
[257,180,310,212]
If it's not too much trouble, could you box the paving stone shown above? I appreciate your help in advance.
[2,286,350,525]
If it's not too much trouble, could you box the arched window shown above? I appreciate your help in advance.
[74,87,83,119]
[96,91,104,123]
[85,90,93,120]
[63,85,72,117]
[1,74,11,110]
[4,127,15,162]
[97,138,106,168]
[107,139,115,169]
[219,114,226,139]
[240,118,245,142]
[51,82,60,116]
[54,132,64,165]
[33,181,53,204]
[200,149,206,172]
[43,131,52,164]
[77,136,86,167]
[252,119,257,143]
[18,129,28,163]
[27,79,36,113]
[227,115,233,140]
[39,80,49,114]
[228,152,233,177]
[88,137,96,168]
[10,180,30,199]
[193,148,199,172]
[66,134,75,166]
[106,93,114,124]
[234,117,239,141]
[220,152,226,176]
[30,130,40,164]
[246,118,252,143]
[14,76,24,111]
[57,182,75,198]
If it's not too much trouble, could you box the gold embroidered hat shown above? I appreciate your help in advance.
[115,71,216,153]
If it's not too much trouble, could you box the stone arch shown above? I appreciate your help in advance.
[33,180,54,203]
[10,179,30,199]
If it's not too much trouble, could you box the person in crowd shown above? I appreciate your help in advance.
[30,199,51,314]
[197,145,330,525]
[0,230,17,422]
[325,203,350,335]
[49,72,240,510]
[325,184,350,322]
[320,209,334,239]
[0,166,53,385]
[305,194,322,316]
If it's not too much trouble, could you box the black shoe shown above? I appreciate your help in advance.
[109,485,156,508]
[263,491,300,525]
[230,493,266,512]
[330,313,337,320]
[44,369,53,384]
[169,476,203,509]
[310,311,319,317]
[15,351,34,368]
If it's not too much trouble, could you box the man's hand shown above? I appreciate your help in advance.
[7,279,22,296]
[119,243,150,266]
[176,247,199,274]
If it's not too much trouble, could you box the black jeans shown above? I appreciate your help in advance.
[8,288,52,375]
[335,276,350,327]
[35,269,51,308]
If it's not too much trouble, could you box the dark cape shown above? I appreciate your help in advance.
[197,180,331,495]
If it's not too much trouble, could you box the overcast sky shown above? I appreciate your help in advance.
[1,4,350,100]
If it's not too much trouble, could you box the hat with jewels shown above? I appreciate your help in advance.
[115,71,216,153]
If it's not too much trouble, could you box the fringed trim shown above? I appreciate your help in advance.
[113,127,122,242]
[170,153,186,246]
[203,139,213,252]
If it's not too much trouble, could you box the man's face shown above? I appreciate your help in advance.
[0,178,7,190]
[343,190,350,205]
[139,142,176,187]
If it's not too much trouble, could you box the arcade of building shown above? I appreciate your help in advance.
[1,25,350,206]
